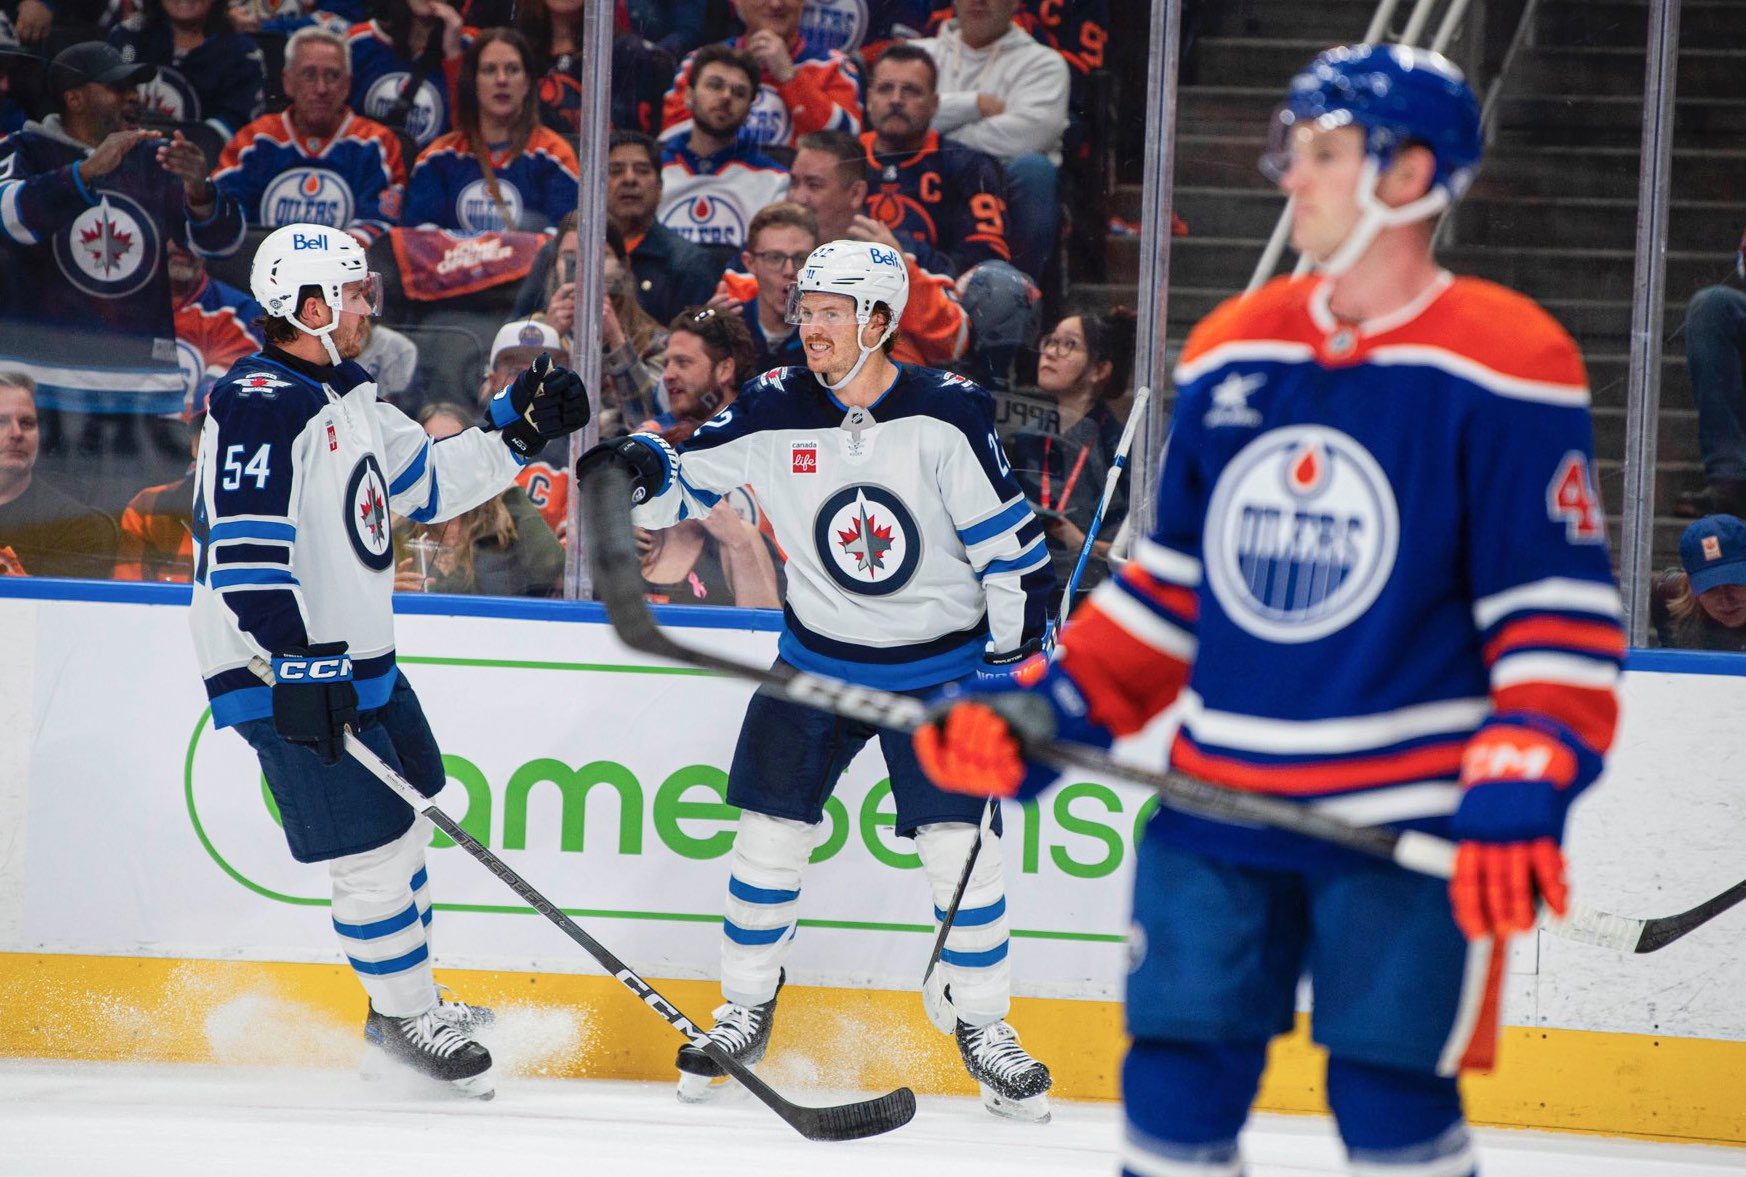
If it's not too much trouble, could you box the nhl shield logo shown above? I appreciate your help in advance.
[55,191,159,298]
[344,454,395,571]
[1203,425,1398,643]
[813,483,921,596]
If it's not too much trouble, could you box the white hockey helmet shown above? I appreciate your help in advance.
[250,223,382,363]
[785,239,909,390]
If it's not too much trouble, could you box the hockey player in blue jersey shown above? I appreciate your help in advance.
[579,238,1058,1121]
[917,45,1627,1176]
[190,223,590,1098]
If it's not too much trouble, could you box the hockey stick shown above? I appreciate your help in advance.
[579,463,1746,954]
[248,662,915,1142]
[1058,383,1152,626]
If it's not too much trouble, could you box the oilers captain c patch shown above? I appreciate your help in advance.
[1204,425,1399,643]
[345,454,395,571]
[814,483,921,596]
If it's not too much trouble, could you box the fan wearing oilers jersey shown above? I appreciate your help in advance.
[189,224,590,1099]
[578,238,1058,1121]
[915,45,1627,1177]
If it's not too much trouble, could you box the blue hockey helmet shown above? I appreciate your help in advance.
[1262,43,1483,201]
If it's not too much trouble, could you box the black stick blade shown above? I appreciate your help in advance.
[792,1087,918,1142]
[1634,876,1746,953]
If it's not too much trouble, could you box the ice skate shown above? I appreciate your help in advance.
[674,972,783,1103]
[432,985,495,1034]
[362,1004,495,1099]
[956,1019,1052,1123]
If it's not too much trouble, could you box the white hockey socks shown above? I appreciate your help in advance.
[329,818,437,1018]
[916,821,1012,1026]
[719,811,817,1008]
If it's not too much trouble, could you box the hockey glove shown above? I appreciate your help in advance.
[914,660,1111,801]
[574,433,677,506]
[271,642,359,767]
[482,353,591,460]
[974,635,1048,684]
[1447,717,1595,940]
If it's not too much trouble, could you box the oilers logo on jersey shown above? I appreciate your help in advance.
[1203,425,1399,644]
[661,194,748,246]
[261,169,358,228]
[741,87,795,149]
[800,0,868,55]
[55,191,160,299]
[345,454,395,571]
[456,178,524,233]
[362,73,443,145]
[814,483,922,595]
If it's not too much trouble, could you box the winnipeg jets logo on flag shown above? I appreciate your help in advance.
[1203,425,1399,643]
[1203,372,1266,428]
[344,454,395,571]
[813,484,921,596]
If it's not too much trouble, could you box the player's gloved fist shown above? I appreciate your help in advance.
[974,635,1047,684]
[271,642,358,767]
[915,659,1110,800]
[483,353,591,460]
[575,433,677,505]
[1447,718,1590,940]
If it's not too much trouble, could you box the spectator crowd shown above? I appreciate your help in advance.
[0,0,1130,608]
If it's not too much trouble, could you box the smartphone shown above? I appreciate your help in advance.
[1027,499,1068,525]
[557,252,577,287]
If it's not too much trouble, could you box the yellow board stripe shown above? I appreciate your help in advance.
[1,952,1741,1146]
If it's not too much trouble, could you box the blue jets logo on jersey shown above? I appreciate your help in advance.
[814,483,921,596]
[741,85,794,147]
[456,178,524,233]
[661,194,748,246]
[363,73,442,145]
[800,0,868,55]
[1203,425,1398,643]
[136,66,199,123]
[54,192,159,298]
[345,454,394,571]
[261,168,357,228]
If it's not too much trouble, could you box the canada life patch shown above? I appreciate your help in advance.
[1203,425,1399,643]
[792,442,818,474]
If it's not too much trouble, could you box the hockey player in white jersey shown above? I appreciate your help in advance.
[579,239,1058,1120]
[189,223,590,1098]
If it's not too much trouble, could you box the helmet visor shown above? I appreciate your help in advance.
[1259,105,1356,182]
[784,288,857,329]
[342,272,384,318]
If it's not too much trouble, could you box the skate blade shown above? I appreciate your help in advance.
[675,1069,739,1104]
[361,1048,496,1101]
[979,1085,1051,1124]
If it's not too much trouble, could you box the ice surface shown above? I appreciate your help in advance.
[3,1058,1744,1177]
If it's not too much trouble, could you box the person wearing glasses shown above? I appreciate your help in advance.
[581,238,1057,1121]
[213,25,408,247]
[709,201,818,371]
[656,44,790,257]
[1005,305,1136,598]
[189,223,591,1100]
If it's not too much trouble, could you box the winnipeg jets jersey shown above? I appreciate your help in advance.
[632,364,1054,689]
[190,349,522,727]
[1055,274,1625,863]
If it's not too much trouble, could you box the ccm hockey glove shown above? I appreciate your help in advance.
[1448,716,1597,939]
[271,642,359,767]
[482,353,591,460]
[915,659,1111,801]
[575,433,678,505]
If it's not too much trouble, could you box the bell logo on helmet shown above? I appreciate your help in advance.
[291,231,331,251]
[868,246,900,268]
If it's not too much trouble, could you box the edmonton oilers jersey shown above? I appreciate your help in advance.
[661,35,860,149]
[861,131,1009,276]
[1056,273,1625,861]
[657,139,790,248]
[800,0,932,56]
[108,22,265,139]
[347,21,468,148]
[214,109,408,245]
[190,341,523,727]
[0,119,246,413]
[402,127,580,233]
[631,363,1054,689]
[174,274,263,414]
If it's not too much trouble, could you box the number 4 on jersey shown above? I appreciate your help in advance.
[1547,452,1605,543]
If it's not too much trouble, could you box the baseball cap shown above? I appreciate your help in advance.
[1679,514,1746,594]
[487,319,563,370]
[48,42,155,96]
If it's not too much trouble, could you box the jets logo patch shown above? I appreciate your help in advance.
[55,191,159,298]
[813,483,921,596]
[344,454,394,571]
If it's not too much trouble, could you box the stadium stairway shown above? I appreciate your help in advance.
[1075,0,1746,575]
